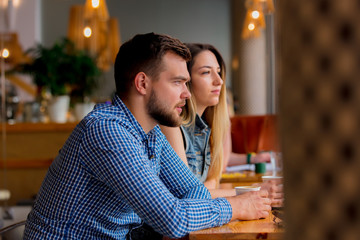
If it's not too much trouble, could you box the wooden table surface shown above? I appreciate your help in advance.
[189,211,284,240]
[220,170,265,184]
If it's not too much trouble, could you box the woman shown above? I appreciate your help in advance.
[161,43,280,200]
[161,43,227,190]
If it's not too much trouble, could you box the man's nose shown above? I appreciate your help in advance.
[181,85,191,99]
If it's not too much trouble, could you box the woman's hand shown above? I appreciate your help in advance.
[252,152,271,163]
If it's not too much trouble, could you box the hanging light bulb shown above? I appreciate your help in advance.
[248,23,255,31]
[1,48,10,58]
[84,0,109,20]
[91,0,100,8]
[251,10,260,19]
[83,26,92,38]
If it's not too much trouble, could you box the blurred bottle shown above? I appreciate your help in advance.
[0,83,20,124]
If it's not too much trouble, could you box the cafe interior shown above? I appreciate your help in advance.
[1,0,360,239]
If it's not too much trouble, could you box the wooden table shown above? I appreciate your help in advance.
[219,171,268,190]
[220,171,264,184]
[189,211,284,240]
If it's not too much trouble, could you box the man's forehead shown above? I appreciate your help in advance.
[160,53,189,77]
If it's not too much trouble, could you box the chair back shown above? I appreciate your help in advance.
[0,220,26,240]
[231,114,280,153]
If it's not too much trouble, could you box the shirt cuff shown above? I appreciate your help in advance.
[214,198,232,226]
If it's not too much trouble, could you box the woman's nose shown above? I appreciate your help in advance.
[213,73,223,86]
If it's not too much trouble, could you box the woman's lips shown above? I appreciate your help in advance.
[212,89,221,95]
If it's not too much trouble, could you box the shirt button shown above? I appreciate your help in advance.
[150,155,155,159]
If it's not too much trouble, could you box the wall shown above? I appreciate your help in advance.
[0,0,40,50]
[41,0,231,100]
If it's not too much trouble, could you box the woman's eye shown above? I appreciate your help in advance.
[201,71,210,75]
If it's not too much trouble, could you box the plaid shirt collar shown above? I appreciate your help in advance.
[112,94,161,143]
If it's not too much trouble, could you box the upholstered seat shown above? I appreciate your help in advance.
[230,114,280,154]
[0,220,26,240]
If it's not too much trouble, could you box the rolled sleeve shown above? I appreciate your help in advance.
[213,198,233,226]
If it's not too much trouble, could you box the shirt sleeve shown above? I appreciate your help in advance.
[80,120,232,238]
[158,135,211,200]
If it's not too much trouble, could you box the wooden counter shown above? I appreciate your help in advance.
[189,211,284,240]
[0,122,78,205]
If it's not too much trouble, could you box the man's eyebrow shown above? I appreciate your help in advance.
[172,75,190,81]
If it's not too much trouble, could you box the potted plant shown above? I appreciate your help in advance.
[18,38,100,123]
[69,51,101,121]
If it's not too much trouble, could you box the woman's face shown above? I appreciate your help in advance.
[190,50,223,114]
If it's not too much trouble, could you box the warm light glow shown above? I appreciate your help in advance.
[248,23,255,31]
[1,0,21,8]
[1,48,10,58]
[83,27,92,38]
[13,0,21,7]
[92,0,100,8]
[251,10,260,19]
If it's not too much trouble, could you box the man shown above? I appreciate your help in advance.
[24,33,271,239]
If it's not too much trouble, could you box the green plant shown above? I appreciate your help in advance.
[19,38,100,99]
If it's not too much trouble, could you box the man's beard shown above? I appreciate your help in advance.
[147,90,182,127]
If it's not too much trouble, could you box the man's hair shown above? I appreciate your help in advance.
[114,32,191,99]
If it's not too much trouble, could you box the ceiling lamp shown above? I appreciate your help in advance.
[0,0,27,68]
[67,0,121,71]
[241,0,274,39]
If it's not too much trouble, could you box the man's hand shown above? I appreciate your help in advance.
[227,190,271,221]
[254,180,284,207]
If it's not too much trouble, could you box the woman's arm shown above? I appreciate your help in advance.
[160,125,188,166]
[223,125,248,167]
[204,178,236,198]
[223,126,271,167]
[209,188,236,198]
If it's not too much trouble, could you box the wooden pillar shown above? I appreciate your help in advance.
[279,0,360,239]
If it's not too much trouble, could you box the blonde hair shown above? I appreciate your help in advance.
[182,43,230,185]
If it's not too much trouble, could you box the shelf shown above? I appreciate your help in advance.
[0,122,78,133]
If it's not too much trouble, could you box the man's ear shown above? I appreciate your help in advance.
[134,72,148,95]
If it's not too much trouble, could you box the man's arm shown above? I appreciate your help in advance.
[160,125,188,166]
[158,134,212,200]
[81,121,232,238]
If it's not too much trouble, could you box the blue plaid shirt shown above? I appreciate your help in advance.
[24,96,232,239]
